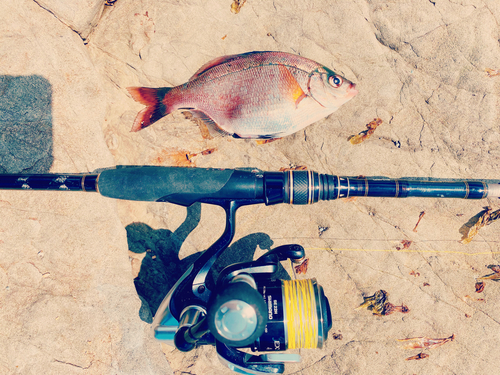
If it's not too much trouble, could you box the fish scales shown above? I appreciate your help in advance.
[177,65,310,135]
[127,51,357,139]
[187,52,322,85]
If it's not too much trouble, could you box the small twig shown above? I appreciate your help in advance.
[413,211,425,232]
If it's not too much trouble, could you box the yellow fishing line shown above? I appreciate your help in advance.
[305,247,500,256]
[283,279,319,349]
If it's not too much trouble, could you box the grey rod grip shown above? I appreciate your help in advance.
[97,166,264,206]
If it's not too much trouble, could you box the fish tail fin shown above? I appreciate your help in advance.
[127,87,172,132]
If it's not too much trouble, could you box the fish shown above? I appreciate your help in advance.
[127,51,358,139]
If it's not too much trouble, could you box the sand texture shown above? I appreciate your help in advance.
[1,0,500,374]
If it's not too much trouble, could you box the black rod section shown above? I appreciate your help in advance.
[278,171,494,205]
[0,174,98,192]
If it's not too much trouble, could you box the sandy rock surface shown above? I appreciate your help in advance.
[1,0,500,374]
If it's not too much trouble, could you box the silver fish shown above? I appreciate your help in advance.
[127,51,358,139]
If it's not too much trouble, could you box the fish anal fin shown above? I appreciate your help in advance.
[197,119,214,140]
[256,138,282,145]
[277,64,307,108]
[185,109,231,138]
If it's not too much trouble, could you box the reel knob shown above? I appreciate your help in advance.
[207,279,267,347]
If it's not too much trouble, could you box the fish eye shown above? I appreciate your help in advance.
[329,75,343,88]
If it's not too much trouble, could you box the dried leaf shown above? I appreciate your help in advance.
[490,210,500,222]
[152,147,216,167]
[349,118,383,145]
[461,207,492,244]
[396,239,412,251]
[332,332,343,340]
[158,150,194,167]
[461,207,500,244]
[486,68,500,77]
[201,148,217,155]
[401,240,412,249]
[357,290,388,314]
[475,264,500,293]
[356,290,408,316]
[487,264,500,273]
[464,294,486,302]
[318,226,329,236]
[279,165,307,171]
[477,272,500,282]
[405,352,429,361]
[231,0,247,14]
[294,258,309,274]
[413,211,425,232]
[423,282,430,287]
[383,303,410,315]
[398,334,454,350]
[410,270,420,277]
[475,281,485,293]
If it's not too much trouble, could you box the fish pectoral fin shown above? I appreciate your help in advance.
[295,92,307,108]
[277,64,307,109]
[186,109,232,138]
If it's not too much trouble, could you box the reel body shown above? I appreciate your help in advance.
[152,199,332,374]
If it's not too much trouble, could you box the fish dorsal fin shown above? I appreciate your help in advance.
[188,54,243,82]
[277,64,307,108]
[186,109,232,138]
[188,52,270,82]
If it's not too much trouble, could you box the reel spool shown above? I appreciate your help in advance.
[207,277,331,352]
[256,278,331,352]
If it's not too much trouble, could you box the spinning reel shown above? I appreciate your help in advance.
[152,200,332,374]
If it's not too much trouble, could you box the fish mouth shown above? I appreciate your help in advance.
[347,82,358,97]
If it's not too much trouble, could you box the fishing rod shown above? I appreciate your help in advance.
[1,165,499,202]
[1,166,498,375]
